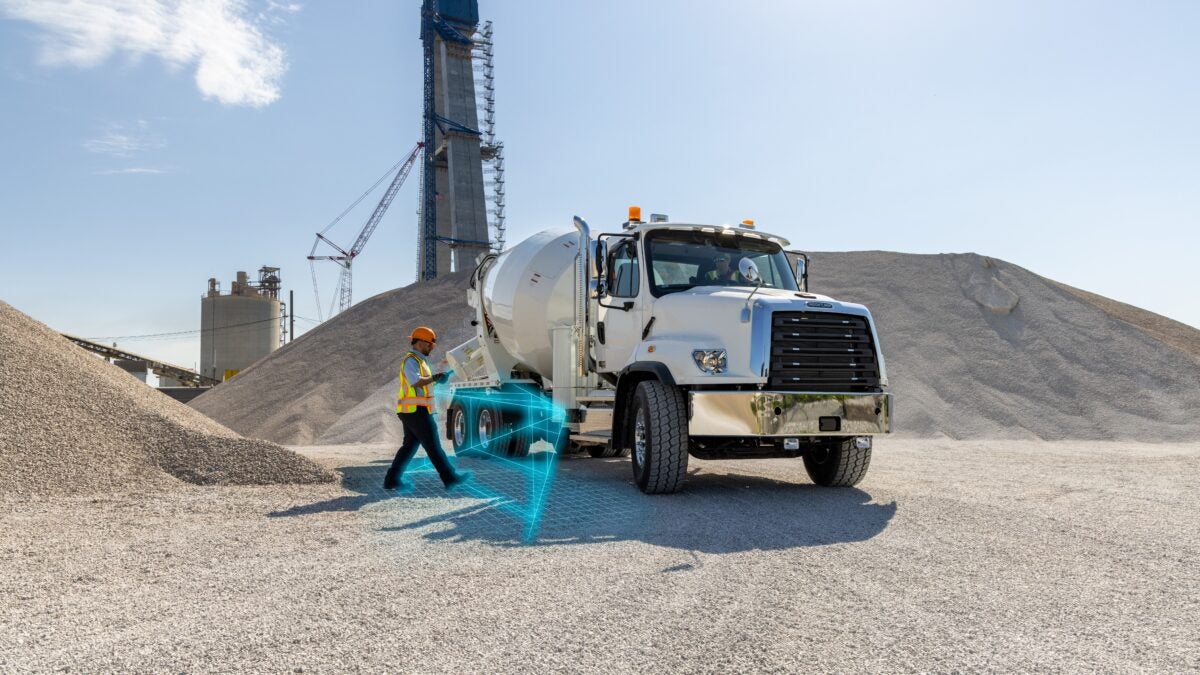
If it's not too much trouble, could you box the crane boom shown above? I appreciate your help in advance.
[307,141,425,319]
[349,142,424,257]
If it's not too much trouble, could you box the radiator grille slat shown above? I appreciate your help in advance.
[769,312,882,392]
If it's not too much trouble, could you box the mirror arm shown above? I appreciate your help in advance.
[598,299,635,312]
[741,279,764,323]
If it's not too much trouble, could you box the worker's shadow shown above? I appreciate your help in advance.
[360,454,900,553]
[266,459,433,518]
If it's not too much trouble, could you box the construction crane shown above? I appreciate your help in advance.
[308,141,424,320]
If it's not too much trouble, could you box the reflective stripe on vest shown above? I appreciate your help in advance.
[396,351,433,413]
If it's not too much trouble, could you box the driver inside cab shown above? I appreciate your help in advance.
[705,253,741,283]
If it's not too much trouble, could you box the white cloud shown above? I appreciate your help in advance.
[84,120,165,157]
[95,167,168,175]
[0,0,289,107]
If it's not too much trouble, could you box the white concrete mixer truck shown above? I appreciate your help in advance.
[442,208,892,494]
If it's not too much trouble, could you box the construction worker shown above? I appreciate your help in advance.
[705,253,741,283]
[383,326,471,491]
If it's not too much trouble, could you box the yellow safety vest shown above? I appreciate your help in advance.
[396,350,434,413]
[705,269,740,282]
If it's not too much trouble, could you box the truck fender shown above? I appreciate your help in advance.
[611,363,678,450]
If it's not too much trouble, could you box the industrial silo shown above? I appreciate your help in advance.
[200,267,283,381]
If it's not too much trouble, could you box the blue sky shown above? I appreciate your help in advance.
[1,0,1197,370]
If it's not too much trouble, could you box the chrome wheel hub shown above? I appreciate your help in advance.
[634,408,647,468]
[478,409,494,449]
[453,409,466,447]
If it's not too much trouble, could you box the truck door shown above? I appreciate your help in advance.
[595,237,646,373]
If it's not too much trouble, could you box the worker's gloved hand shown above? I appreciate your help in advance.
[434,371,450,383]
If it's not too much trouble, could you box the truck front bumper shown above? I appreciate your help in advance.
[688,391,892,437]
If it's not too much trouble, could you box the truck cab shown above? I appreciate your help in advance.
[583,210,890,492]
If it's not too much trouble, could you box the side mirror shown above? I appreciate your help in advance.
[590,240,609,297]
[738,257,761,285]
[787,251,809,292]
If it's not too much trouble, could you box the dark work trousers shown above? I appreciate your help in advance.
[386,407,457,486]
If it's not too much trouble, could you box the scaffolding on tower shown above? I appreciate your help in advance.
[473,20,506,252]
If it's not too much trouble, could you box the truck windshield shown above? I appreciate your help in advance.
[645,230,798,298]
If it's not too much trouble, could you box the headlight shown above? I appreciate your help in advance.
[692,349,727,374]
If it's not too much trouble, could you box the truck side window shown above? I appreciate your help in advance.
[610,242,640,298]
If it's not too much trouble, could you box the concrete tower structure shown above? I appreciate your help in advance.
[419,0,492,277]
[200,267,283,381]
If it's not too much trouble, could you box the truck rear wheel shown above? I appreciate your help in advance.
[475,406,502,457]
[804,439,872,487]
[629,381,688,494]
[499,408,532,459]
[448,403,474,455]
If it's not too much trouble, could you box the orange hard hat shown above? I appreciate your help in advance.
[410,326,437,344]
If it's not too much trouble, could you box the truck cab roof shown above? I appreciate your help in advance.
[616,221,792,249]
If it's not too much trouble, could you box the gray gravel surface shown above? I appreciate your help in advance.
[0,300,333,496]
[2,439,1197,672]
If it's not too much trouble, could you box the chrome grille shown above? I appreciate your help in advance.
[769,312,882,392]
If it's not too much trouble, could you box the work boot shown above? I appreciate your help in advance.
[444,471,473,491]
[382,472,399,491]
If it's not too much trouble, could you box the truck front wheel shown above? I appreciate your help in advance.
[629,381,689,494]
[804,439,872,487]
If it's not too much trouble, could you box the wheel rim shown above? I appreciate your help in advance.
[634,407,647,468]
[452,408,466,448]
[478,409,495,449]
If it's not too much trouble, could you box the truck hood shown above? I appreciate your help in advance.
[636,286,885,385]
[649,285,873,320]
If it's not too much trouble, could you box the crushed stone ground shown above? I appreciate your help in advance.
[1,439,1197,672]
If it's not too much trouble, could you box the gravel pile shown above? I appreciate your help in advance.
[812,251,1200,440]
[192,252,1200,444]
[1051,280,1200,360]
[315,379,407,445]
[0,300,333,496]
[189,271,474,445]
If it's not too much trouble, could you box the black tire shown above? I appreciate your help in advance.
[552,430,575,455]
[504,432,531,458]
[804,439,872,487]
[628,380,689,494]
[495,407,530,458]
